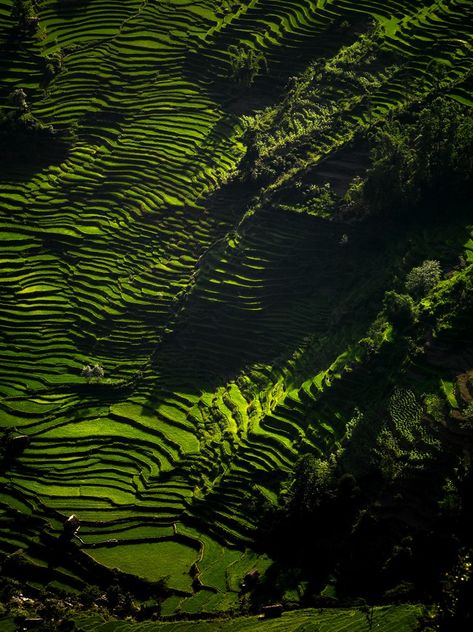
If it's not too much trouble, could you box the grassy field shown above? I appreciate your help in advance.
[89,541,198,592]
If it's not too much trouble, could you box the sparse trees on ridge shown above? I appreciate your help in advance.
[343,97,473,218]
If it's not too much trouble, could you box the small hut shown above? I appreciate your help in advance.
[16,617,44,631]
[63,514,80,536]
[261,603,283,619]
[10,434,30,454]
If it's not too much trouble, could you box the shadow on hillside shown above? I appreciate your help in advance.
[55,0,93,18]
[144,206,391,400]
[183,13,374,114]
[0,140,71,182]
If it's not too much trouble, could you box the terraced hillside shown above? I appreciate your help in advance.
[71,604,422,632]
[1,0,473,627]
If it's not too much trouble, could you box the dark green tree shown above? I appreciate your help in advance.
[383,290,417,328]
[405,260,441,297]
[11,0,38,31]
[228,45,267,87]
[287,454,333,516]
[8,88,28,113]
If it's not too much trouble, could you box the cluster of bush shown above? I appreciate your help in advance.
[0,88,60,158]
[238,25,396,184]
[0,86,75,163]
[11,0,39,33]
[81,363,105,381]
[0,571,168,631]
[383,259,442,330]
[342,97,473,218]
[228,44,267,87]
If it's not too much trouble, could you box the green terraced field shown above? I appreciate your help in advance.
[1,0,472,627]
[89,541,198,592]
[72,604,422,631]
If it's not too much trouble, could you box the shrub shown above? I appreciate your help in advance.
[424,393,446,423]
[106,583,123,610]
[405,260,442,297]
[79,584,101,608]
[343,175,364,212]
[278,182,337,217]
[383,290,416,328]
[462,401,473,422]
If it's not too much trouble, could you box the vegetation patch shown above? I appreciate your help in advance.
[89,541,197,593]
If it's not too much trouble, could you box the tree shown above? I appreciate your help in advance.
[405,260,442,297]
[8,88,28,113]
[363,118,418,213]
[343,175,364,214]
[43,50,64,81]
[81,363,105,381]
[352,97,473,219]
[383,290,417,328]
[11,0,38,31]
[2,88,57,146]
[228,45,267,87]
[427,60,449,93]
[287,454,333,516]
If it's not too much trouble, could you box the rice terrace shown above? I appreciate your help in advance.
[0,0,472,630]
